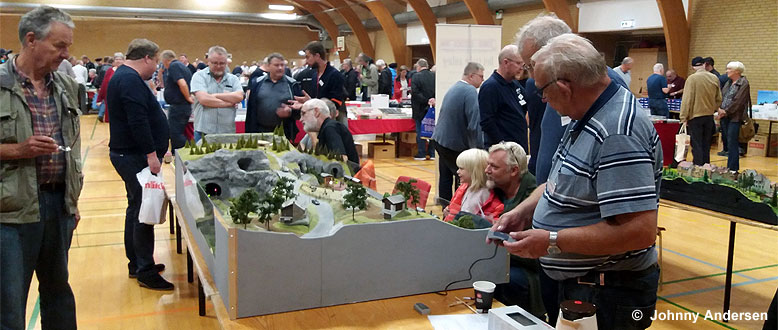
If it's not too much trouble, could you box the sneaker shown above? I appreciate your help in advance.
[427,155,435,160]
[717,150,728,156]
[129,263,166,278]
[137,273,174,291]
[413,155,426,160]
[97,115,104,122]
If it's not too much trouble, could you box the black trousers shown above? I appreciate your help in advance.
[434,144,462,207]
[687,115,714,165]
[168,103,192,151]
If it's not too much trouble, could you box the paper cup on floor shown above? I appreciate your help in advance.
[473,280,496,313]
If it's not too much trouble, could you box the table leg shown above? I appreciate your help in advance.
[169,200,175,235]
[766,122,774,157]
[723,222,736,321]
[176,216,182,255]
[198,277,206,316]
[395,133,400,158]
[187,247,194,283]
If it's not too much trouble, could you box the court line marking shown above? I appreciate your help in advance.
[662,247,757,281]
[662,264,778,285]
[26,296,40,330]
[70,238,175,249]
[662,275,778,299]
[656,296,735,330]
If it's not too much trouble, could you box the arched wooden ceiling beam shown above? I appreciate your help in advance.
[463,0,494,25]
[364,0,406,64]
[542,0,576,33]
[405,0,437,60]
[322,0,376,58]
[344,0,370,12]
[288,0,348,60]
[657,0,690,77]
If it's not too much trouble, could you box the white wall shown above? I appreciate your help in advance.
[578,0,689,33]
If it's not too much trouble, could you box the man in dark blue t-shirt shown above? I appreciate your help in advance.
[161,50,193,151]
[478,45,528,150]
[107,39,173,291]
[646,63,669,117]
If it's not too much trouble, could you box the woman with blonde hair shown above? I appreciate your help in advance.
[443,148,504,222]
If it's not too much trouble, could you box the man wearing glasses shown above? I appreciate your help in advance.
[107,39,173,291]
[478,45,528,150]
[0,7,83,329]
[496,33,662,330]
[190,46,244,141]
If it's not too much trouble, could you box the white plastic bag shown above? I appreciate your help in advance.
[136,167,167,225]
[674,123,690,163]
[183,170,205,219]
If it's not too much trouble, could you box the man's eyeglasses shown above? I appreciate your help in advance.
[522,63,533,72]
[534,78,560,99]
[498,141,522,168]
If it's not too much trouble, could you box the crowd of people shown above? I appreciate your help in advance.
[1,5,765,330]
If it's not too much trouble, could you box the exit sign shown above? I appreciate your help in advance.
[621,19,635,28]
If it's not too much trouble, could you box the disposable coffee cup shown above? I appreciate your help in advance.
[473,280,496,313]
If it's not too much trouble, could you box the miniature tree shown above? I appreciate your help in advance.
[343,182,368,221]
[229,189,260,229]
[395,179,421,214]
[229,143,233,149]
[276,177,296,201]
[703,170,709,182]
[383,192,391,199]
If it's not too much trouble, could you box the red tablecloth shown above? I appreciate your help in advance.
[653,121,680,166]
[347,118,416,135]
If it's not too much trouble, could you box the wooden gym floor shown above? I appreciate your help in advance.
[21,115,777,329]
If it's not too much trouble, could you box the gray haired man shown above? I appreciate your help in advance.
[495,34,662,330]
[0,6,82,329]
[190,45,244,140]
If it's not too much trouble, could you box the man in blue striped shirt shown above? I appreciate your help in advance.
[491,34,662,330]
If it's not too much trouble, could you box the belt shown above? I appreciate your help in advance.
[39,182,66,192]
[570,264,658,287]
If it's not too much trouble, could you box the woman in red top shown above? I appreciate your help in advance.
[392,65,410,101]
[443,149,504,222]
[96,53,124,122]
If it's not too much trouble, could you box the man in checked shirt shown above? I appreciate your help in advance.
[0,6,83,330]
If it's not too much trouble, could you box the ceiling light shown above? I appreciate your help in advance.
[260,13,299,20]
[268,4,295,11]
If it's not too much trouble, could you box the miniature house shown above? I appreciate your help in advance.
[280,200,306,223]
[321,173,333,186]
[382,194,406,220]
[677,161,694,177]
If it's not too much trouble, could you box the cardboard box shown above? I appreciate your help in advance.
[368,142,395,159]
[398,142,417,157]
[748,133,778,157]
[354,143,363,156]
[400,132,417,144]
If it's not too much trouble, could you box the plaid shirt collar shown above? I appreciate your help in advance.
[12,56,54,90]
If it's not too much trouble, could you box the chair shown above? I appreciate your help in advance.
[392,176,432,210]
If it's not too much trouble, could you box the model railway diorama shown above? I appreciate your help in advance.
[173,132,508,319]
[661,162,778,225]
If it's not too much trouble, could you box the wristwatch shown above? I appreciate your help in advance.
[547,231,561,255]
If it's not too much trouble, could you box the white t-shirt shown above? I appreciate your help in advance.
[73,64,88,85]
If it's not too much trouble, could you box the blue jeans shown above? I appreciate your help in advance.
[168,103,192,151]
[109,152,157,278]
[1,190,77,330]
[559,264,660,330]
[414,118,434,158]
[97,102,106,118]
[648,98,668,117]
[720,117,741,171]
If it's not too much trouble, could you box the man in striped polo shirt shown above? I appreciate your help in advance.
[491,34,662,330]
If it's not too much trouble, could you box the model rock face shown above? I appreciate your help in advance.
[186,149,276,199]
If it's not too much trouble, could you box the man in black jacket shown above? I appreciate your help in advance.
[377,59,392,95]
[341,59,359,101]
[292,41,346,124]
[107,38,172,291]
[411,58,435,160]
[246,53,303,142]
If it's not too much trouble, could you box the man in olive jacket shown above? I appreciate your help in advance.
[0,6,83,330]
